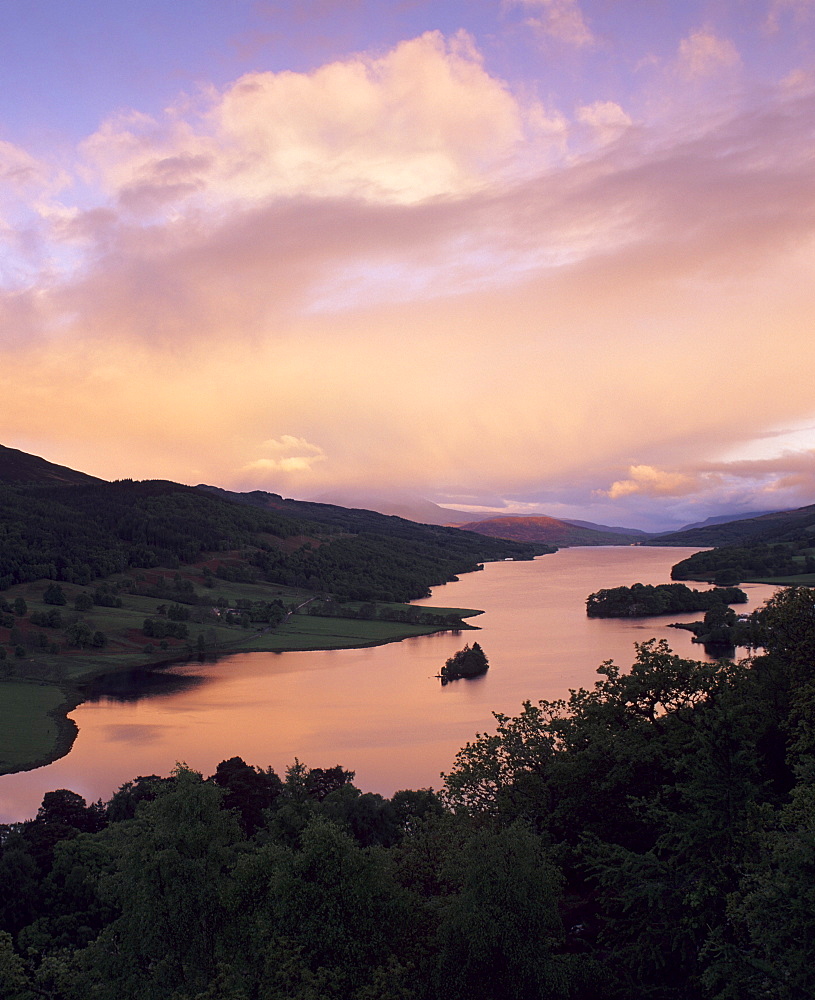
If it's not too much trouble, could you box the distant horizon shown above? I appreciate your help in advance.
[307,482,791,533]
[0,439,796,535]
[1,1,813,531]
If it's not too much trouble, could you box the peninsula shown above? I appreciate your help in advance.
[0,446,548,776]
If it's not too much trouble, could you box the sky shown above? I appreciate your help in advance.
[0,0,814,531]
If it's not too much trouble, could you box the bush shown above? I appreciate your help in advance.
[65,621,93,648]
[43,583,67,606]
[75,592,94,611]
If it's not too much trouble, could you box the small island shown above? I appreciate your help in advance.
[440,641,489,683]
[586,582,748,618]
[669,602,762,656]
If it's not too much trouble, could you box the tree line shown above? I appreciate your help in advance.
[308,599,466,628]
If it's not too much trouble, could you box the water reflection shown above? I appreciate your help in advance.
[84,668,206,702]
[0,548,777,822]
[101,723,166,746]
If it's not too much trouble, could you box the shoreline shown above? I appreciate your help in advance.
[0,612,482,777]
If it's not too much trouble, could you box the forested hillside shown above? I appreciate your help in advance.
[0,477,546,602]
[200,484,557,566]
[652,503,815,585]
[1,586,813,999]
[0,480,314,591]
[654,503,815,547]
[671,540,815,584]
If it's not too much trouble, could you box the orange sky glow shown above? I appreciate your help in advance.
[1,1,814,529]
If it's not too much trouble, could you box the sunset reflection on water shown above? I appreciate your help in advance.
[0,549,776,822]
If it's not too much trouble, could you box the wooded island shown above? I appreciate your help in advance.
[440,641,489,681]
[586,582,747,618]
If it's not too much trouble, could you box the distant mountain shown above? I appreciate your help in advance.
[197,485,547,551]
[665,510,785,534]
[660,503,815,583]
[561,518,651,537]
[310,490,489,526]
[0,444,103,486]
[650,505,815,548]
[455,515,644,546]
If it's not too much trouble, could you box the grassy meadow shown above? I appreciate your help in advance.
[0,681,76,773]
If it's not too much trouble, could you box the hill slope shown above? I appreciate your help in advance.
[0,445,549,604]
[666,509,784,533]
[561,518,650,537]
[196,485,551,587]
[0,444,103,486]
[651,505,815,547]
[659,503,815,583]
[456,515,643,546]
[0,475,547,603]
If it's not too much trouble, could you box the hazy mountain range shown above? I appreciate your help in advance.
[0,443,801,550]
[311,490,489,526]
[455,515,646,546]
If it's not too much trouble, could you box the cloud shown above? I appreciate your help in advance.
[1,32,815,529]
[593,451,815,526]
[513,0,595,48]
[5,74,815,492]
[81,31,527,210]
[0,140,51,193]
[677,29,741,81]
[765,0,815,32]
[0,140,70,284]
[600,465,699,499]
[709,451,815,488]
[243,436,326,476]
[576,101,632,143]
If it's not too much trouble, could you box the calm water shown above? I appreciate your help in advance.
[0,548,776,822]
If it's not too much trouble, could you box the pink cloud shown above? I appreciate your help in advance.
[593,452,815,525]
[765,0,815,33]
[600,466,699,499]
[676,29,741,80]
[513,0,595,49]
[81,31,528,211]
[576,101,632,143]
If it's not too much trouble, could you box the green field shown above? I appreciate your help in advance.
[2,576,483,672]
[0,681,76,774]
[236,614,478,652]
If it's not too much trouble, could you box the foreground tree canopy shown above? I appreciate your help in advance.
[1,586,814,1000]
